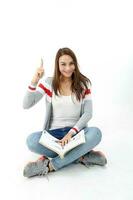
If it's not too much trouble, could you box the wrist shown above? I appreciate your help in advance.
[69,127,79,136]
[68,131,75,137]
[31,80,38,86]
[31,77,39,86]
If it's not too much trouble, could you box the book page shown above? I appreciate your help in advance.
[62,130,85,154]
[39,130,63,153]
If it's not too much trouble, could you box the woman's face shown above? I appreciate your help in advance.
[59,55,75,79]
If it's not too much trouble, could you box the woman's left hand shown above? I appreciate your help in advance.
[57,131,73,147]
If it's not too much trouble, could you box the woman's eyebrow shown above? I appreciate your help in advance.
[60,61,66,63]
[60,61,73,64]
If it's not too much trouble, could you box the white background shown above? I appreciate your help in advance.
[0,0,133,199]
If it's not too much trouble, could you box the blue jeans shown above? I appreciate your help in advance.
[26,127,102,170]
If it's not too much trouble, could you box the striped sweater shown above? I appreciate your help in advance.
[23,77,92,135]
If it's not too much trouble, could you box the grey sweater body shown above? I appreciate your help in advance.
[23,77,92,134]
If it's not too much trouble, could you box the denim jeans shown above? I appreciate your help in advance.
[26,127,102,170]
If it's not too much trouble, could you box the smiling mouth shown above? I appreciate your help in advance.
[64,71,73,74]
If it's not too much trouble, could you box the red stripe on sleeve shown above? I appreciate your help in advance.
[84,89,91,95]
[72,127,78,133]
[28,86,36,91]
[38,83,52,97]
[82,88,91,98]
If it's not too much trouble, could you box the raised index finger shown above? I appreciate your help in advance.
[40,58,43,68]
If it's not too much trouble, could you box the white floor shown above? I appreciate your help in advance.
[1,107,133,200]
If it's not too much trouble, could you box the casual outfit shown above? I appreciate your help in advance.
[23,77,92,134]
[23,77,107,177]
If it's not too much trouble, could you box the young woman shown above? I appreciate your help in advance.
[23,47,107,178]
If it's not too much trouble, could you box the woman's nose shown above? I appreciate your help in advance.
[65,65,72,70]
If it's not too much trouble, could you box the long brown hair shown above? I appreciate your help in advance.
[52,47,91,101]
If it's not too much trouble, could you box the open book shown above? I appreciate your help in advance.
[39,129,86,159]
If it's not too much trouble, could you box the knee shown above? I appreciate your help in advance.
[26,132,41,151]
[93,127,102,142]
[85,126,102,142]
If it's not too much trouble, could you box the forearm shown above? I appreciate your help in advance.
[69,100,93,135]
[23,82,43,109]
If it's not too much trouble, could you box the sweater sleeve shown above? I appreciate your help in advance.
[23,77,50,109]
[69,82,92,135]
